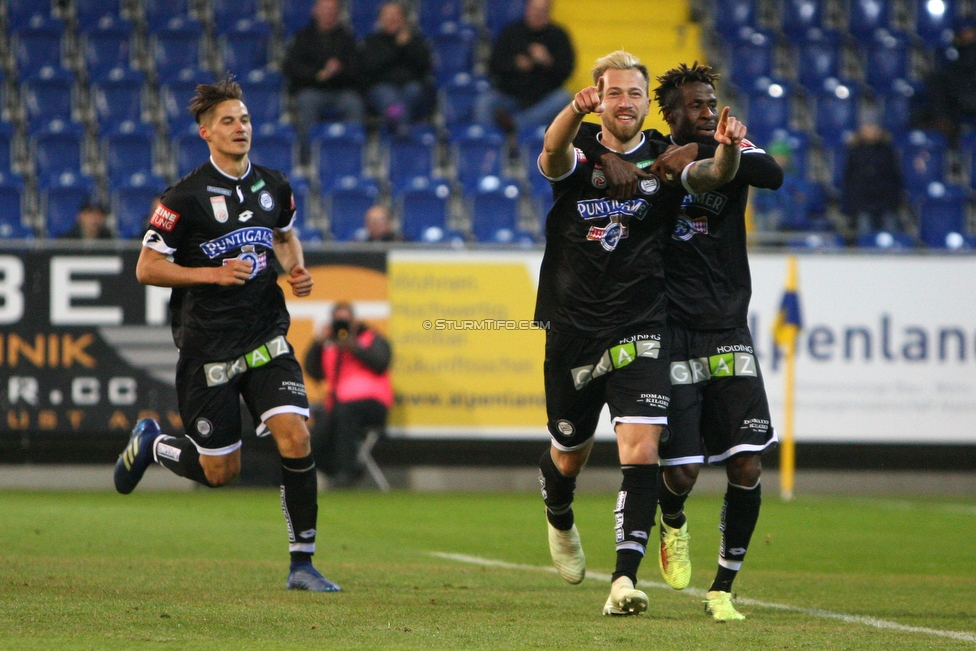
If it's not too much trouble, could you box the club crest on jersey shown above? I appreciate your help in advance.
[259,190,274,211]
[672,216,708,241]
[210,195,229,223]
[224,244,267,279]
[639,176,660,195]
[200,226,274,259]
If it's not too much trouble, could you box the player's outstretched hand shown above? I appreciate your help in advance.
[713,106,746,146]
[574,76,606,115]
[287,265,313,297]
[650,143,699,186]
[215,259,253,286]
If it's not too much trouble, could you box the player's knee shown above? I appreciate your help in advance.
[727,453,762,487]
[664,464,699,494]
[203,465,239,487]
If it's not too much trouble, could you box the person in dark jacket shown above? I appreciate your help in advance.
[58,202,114,239]
[282,0,364,161]
[473,0,575,133]
[305,302,393,488]
[841,120,904,237]
[361,1,433,130]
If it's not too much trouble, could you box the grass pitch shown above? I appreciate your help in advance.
[1,488,974,650]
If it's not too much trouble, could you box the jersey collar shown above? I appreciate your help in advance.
[209,156,252,182]
[596,131,646,156]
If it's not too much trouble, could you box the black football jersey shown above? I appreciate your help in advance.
[534,130,686,338]
[142,159,297,360]
[664,138,783,329]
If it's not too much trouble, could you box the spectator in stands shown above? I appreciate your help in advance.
[304,302,393,489]
[361,203,400,242]
[840,119,904,238]
[59,202,114,240]
[913,21,976,141]
[283,0,364,164]
[473,0,575,133]
[751,138,810,232]
[361,1,433,132]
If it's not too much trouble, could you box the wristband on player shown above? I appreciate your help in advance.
[571,99,587,116]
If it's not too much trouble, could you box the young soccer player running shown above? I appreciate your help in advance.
[577,62,783,621]
[114,77,340,593]
[534,51,747,615]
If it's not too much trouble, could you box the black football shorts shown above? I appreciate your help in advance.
[176,336,310,454]
[544,327,671,451]
[661,324,777,466]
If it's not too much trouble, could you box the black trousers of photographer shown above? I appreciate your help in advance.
[313,398,388,488]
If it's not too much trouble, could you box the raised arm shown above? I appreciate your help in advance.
[683,106,747,193]
[539,81,603,179]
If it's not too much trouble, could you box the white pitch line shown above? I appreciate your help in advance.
[429,552,976,644]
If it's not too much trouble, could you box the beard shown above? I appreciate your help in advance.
[602,112,646,145]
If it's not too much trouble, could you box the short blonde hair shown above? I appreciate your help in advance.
[591,50,650,90]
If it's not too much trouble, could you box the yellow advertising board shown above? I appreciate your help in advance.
[387,251,549,438]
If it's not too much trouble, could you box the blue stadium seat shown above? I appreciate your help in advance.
[961,132,976,191]
[864,33,910,92]
[781,0,825,39]
[451,124,506,193]
[151,17,205,79]
[848,0,893,43]
[14,16,66,78]
[32,120,85,179]
[7,0,53,32]
[915,0,956,46]
[41,171,97,237]
[144,0,191,25]
[0,122,14,173]
[161,68,215,133]
[878,78,920,138]
[764,127,810,179]
[219,19,271,75]
[282,0,316,37]
[728,31,775,89]
[325,175,380,241]
[23,67,75,130]
[104,120,156,181]
[91,68,146,128]
[917,182,967,248]
[856,230,916,249]
[420,0,465,35]
[386,126,438,191]
[171,123,211,177]
[744,78,793,141]
[431,24,476,87]
[900,129,948,194]
[288,178,320,241]
[351,0,385,38]
[249,123,297,173]
[814,82,860,147]
[397,177,451,242]
[313,122,367,189]
[713,0,758,42]
[484,0,525,39]
[82,16,134,78]
[440,73,491,129]
[76,0,125,30]
[796,29,843,92]
[111,172,168,238]
[212,0,262,33]
[471,177,522,242]
[238,70,285,126]
[0,172,30,238]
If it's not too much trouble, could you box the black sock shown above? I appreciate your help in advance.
[611,464,659,584]
[154,436,214,487]
[539,449,576,530]
[658,471,689,528]
[281,454,318,565]
[710,481,762,592]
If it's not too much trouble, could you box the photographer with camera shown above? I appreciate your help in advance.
[304,302,393,488]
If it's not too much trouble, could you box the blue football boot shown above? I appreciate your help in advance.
[113,418,162,494]
[286,562,342,592]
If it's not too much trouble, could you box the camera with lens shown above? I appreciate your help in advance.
[332,318,351,341]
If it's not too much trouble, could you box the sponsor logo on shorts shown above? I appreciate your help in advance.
[196,418,213,437]
[741,418,770,432]
[203,336,290,387]
[259,190,274,211]
[555,419,574,437]
[670,352,758,385]
[571,334,662,390]
[207,185,232,196]
[150,203,180,231]
[639,393,669,409]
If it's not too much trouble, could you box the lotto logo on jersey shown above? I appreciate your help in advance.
[150,203,180,232]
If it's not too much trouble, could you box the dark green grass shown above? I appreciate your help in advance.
[1,490,974,650]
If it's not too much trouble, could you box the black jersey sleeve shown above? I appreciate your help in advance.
[273,172,297,230]
[574,122,608,162]
[695,141,784,190]
[147,185,196,253]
